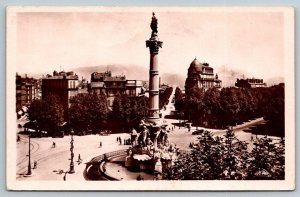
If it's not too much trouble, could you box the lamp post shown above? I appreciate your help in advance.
[69,129,75,174]
[26,128,32,175]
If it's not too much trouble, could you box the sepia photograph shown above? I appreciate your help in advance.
[6,6,295,190]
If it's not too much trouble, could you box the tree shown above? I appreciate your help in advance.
[122,95,132,123]
[69,92,108,134]
[247,136,285,180]
[163,130,284,180]
[159,87,173,109]
[174,87,185,119]
[219,88,241,127]
[86,92,108,132]
[42,95,64,136]
[108,95,149,132]
[163,130,224,180]
[221,128,249,179]
[185,87,204,123]
[27,94,64,136]
[27,99,43,131]
[130,96,148,123]
[263,85,285,137]
[202,88,221,128]
[111,93,124,121]
[69,94,89,134]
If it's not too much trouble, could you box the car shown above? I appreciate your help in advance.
[192,129,204,135]
[99,130,110,136]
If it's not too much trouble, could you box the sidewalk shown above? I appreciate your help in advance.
[17,133,131,181]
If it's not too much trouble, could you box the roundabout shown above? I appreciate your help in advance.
[85,149,155,180]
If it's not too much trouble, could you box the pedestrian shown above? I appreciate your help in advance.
[137,175,142,181]
[100,141,102,148]
[78,154,81,162]
[52,142,56,148]
[33,161,37,169]
[63,174,66,181]
[17,135,20,142]
[119,137,122,145]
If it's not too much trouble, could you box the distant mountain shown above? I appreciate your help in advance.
[215,66,246,87]
[73,64,186,88]
[215,65,284,87]
[160,73,185,89]
[264,77,284,86]
[19,64,284,89]
[73,64,148,82]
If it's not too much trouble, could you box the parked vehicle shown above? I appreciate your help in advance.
[100,130,110,136]
[192,129,204,135]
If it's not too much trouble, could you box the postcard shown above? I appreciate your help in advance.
[6,6,295,190]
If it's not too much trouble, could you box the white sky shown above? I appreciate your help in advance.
[16,9,284,80]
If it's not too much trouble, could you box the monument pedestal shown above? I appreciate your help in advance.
[124,13,175,178]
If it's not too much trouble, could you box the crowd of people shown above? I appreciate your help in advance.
[116,136,131,145]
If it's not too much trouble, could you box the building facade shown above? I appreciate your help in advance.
[89,71,144,107]
[41,71,78,111]
[235,78,266,88]
[185,58,222,92]
[16,74,40,113]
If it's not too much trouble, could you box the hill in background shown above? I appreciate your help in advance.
[20,64,284,89]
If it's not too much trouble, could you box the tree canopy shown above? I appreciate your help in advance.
[109,95,149,132]
[69,92,108,134]
[174,85,284,137]
[27,94,64,136]
[163,129,284,180]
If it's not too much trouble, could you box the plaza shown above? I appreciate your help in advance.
[13,11,284,182]
[16,101,273,181]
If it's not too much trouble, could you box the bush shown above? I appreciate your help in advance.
[163,129,284,180]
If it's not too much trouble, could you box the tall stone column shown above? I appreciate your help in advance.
[146,12,163,125]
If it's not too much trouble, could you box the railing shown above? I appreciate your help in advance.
[85,148,191,180]
[86,149,127,165]
[105,149,127,158]
[85,149,127,181]
[86,149,190,166]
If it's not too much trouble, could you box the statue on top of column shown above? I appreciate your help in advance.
[150,12,158,33]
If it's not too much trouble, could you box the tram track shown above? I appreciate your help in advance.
[16,136,40,166]
[17,148,70,175]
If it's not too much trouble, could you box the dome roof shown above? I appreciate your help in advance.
[189,58,203,72]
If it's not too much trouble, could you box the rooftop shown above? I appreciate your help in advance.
[104,76,126,81]
[43,70,78,80]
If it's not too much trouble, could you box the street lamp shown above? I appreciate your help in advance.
[69,129,75,174]
[26,128,32,175]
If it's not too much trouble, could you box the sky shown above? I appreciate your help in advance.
[15,8,285,82]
